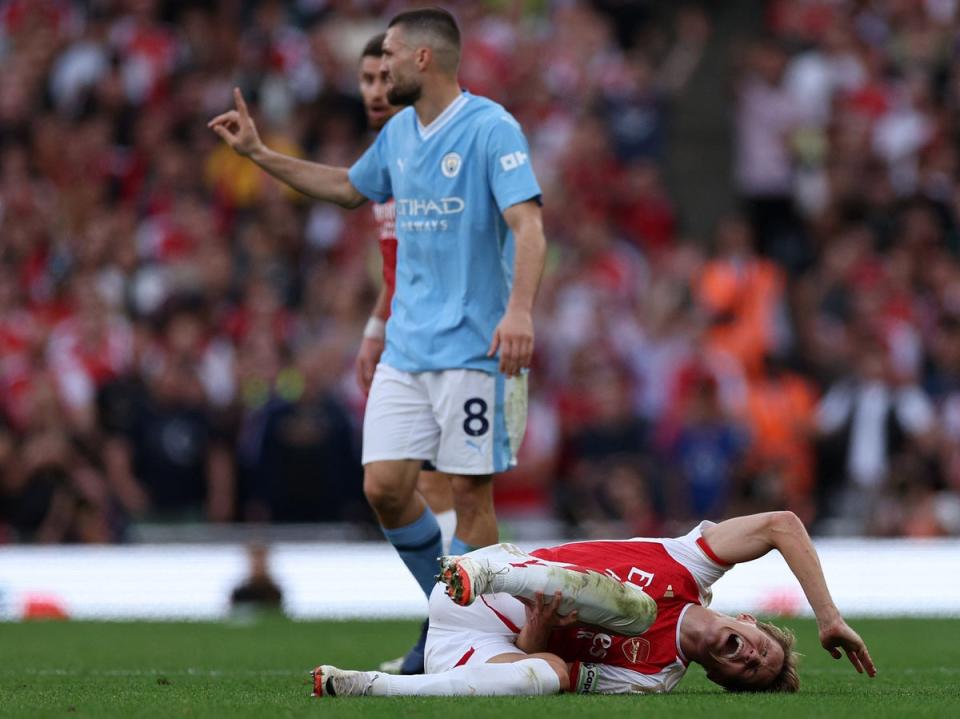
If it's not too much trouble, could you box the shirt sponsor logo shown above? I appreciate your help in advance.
[395,197,465,232]
[441,152,462,178]
[499,151,528,172]
[396,197,465,216]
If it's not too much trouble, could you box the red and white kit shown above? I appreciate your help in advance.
[425,522,732,694]
[373,199,397,309]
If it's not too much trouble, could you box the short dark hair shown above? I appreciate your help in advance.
[361,32,386,60]
[388,7,461,52]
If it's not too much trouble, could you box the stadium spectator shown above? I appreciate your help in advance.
[2,0,960,542]
[230,543,284,616]
[239,339,362,523]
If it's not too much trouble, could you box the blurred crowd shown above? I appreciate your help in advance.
[2,0,960,543]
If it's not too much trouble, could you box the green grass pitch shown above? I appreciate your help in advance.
[1,618,958,718]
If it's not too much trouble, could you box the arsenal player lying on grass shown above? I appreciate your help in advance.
[312,511,876,696]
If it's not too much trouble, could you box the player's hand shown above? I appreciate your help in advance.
[355,336,384,395]
[488,307,533,377]
[818,617,877,677]
[207,88,264,157]
[516,591,578,654]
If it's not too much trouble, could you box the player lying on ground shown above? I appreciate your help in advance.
[312,511,876,696]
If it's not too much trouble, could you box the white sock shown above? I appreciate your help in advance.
[472,544,657,636]
[368,658,561,696]
[434,509,456,555]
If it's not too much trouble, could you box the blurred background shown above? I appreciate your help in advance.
[2,0,960,559]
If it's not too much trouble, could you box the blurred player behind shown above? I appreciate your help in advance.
[355,32,456,675]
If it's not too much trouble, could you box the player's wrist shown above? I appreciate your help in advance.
[248,141,269,163]
[363,316,386,340]
[505,299,533,315]
[815,605,842,627]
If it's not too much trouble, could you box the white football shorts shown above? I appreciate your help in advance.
[362,363,528,475]
[424,582,526,672]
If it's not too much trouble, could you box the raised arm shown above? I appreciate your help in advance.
[702,511,876,677]
[488,200,546,377]
[208,88,367,209]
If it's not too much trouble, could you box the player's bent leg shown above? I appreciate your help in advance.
[450,474,498,550]
[418,469,454,515]
[363,460,424,528]
[439,544,657,636]
[312,657,563,697]
[418,468,456,553]
[365,460,443,600]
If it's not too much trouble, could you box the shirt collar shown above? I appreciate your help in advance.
[416,91,469,140]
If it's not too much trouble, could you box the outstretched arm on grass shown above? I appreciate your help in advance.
[702,511,877,677]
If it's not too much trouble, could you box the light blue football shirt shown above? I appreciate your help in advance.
[348,91,542,373]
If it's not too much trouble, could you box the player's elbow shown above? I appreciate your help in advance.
[340,190,367,209]
[767,511,805,541]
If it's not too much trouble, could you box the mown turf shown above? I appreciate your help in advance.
[0,618,957,718]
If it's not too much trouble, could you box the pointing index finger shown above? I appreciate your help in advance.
[234,87,249,117]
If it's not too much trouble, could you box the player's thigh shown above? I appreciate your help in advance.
[427,370,529,475]
[362,363,441,465]
[425,584,525,672]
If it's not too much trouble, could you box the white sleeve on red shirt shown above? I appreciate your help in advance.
[656,520,732,607]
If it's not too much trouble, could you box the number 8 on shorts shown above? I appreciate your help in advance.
[363,364,528,475]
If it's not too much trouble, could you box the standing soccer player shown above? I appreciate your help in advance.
[355,31,457,675]
[209,3,545,659]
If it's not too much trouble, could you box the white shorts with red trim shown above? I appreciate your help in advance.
[424,582,526,673]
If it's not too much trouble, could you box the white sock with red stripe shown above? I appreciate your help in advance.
[467,543,657,636]
[366,658,561,696]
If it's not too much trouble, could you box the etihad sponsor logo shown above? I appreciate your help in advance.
[398,219,450,232]
[396,197,465,216]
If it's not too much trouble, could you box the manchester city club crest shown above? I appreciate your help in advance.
[441,152,462,178]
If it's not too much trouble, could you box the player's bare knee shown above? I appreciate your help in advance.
[363,470,413,514]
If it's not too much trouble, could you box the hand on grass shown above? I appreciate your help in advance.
[819,617,877,677]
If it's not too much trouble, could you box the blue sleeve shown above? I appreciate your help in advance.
[348,130,392,203]
[486,114,542,212]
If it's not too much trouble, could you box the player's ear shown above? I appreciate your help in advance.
[415,46,431,70]
[737,613,757,625]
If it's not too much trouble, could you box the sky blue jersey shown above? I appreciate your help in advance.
[348,91,542,373]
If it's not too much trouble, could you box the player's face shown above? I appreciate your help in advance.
[358,55,397,130]
[701,614,785,690]
[381,27,422,106]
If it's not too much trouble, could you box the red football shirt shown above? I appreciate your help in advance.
[531,523,731,693]
[372,199,397,315]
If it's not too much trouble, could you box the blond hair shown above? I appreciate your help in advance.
[723,621,800,693]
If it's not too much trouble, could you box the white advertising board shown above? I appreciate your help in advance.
[1,539,958,620]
